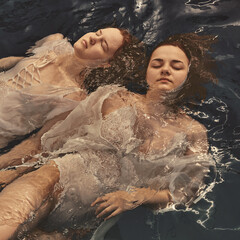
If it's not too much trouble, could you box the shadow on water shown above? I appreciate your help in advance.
[0,0,240,239]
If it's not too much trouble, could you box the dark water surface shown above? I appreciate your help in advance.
[1,0,240,239]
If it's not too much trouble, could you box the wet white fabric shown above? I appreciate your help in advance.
[0,38,81,148]
[40,85,214,230]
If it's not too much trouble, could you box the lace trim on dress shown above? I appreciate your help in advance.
[0,38,74,91]
[6,56,51,90]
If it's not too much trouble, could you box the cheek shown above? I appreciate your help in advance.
[89,47,106,59]
[146,69,155,84]
[175,71,188,84]
[81,49,104,61]
[73,41,80,51]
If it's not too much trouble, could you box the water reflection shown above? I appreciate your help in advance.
[0,0,240,239]
[185,0,221,6]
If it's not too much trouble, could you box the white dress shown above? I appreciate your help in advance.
[40,85,214,231]
[0,38,81,149]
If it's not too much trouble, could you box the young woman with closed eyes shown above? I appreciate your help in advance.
[0,27,143,150]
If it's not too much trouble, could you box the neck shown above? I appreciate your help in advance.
[139,89,165,115]
[143,88,180,116]
[145,88,166,103]
[56,54,87,77]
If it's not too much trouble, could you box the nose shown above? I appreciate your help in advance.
[89,35,102,45]
[160,63,170,75]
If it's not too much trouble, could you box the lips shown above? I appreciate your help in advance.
[82,39,88,48]
[157,78,172,83]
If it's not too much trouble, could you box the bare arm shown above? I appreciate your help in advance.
[0,56,24,71]
[0,33,64,72]
[92,187,172,220]
[0,110,72,190]
[0,110,71,170]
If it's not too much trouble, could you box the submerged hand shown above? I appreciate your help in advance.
[91,190,144,221]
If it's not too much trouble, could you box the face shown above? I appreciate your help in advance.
[146,45,190,92]
[74,28,124,66]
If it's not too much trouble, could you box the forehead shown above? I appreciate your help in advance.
[151,45,189,64]
[102,28,124,52]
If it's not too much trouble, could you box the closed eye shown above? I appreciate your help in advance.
[101,42,106,51]
[152,65,161,68]
[172,66,183,70]
[151,59,163,68]
[102,40,108,52]
[171,60,184,70]
[96,29,108,51]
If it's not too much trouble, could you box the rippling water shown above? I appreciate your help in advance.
[0,0,240,239]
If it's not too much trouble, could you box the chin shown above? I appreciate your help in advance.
[156,86,172,91]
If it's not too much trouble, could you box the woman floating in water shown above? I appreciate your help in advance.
[0,27,145,150]
[0,32,217,239]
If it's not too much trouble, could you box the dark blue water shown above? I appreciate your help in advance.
[1,0,240,239]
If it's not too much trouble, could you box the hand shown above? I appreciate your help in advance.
[91,190,144,221]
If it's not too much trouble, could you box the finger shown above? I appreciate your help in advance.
[95,201,111,215]
[97,205,117,219]
[91,196,108,207]
[104,208,122,221]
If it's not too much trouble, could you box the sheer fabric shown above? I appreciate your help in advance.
[40,85,214,230]
[0,38,82,148]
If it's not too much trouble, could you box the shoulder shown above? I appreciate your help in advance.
[40,33,64,42]
[32,33,64,47]
[180,113,208,154]
[186,115,206,134]
[102,89,137,117]
[179,112,206,133]
[26,33,66,55]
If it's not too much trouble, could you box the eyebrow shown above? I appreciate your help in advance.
[152,58,184,64]
[172,60,184,64]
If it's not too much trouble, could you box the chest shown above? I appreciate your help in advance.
[40,62,79,88]
[6,54,80,91]
[135,112,189,154]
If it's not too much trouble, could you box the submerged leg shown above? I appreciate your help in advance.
[0,159,38,190]
[0,161,60,239]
